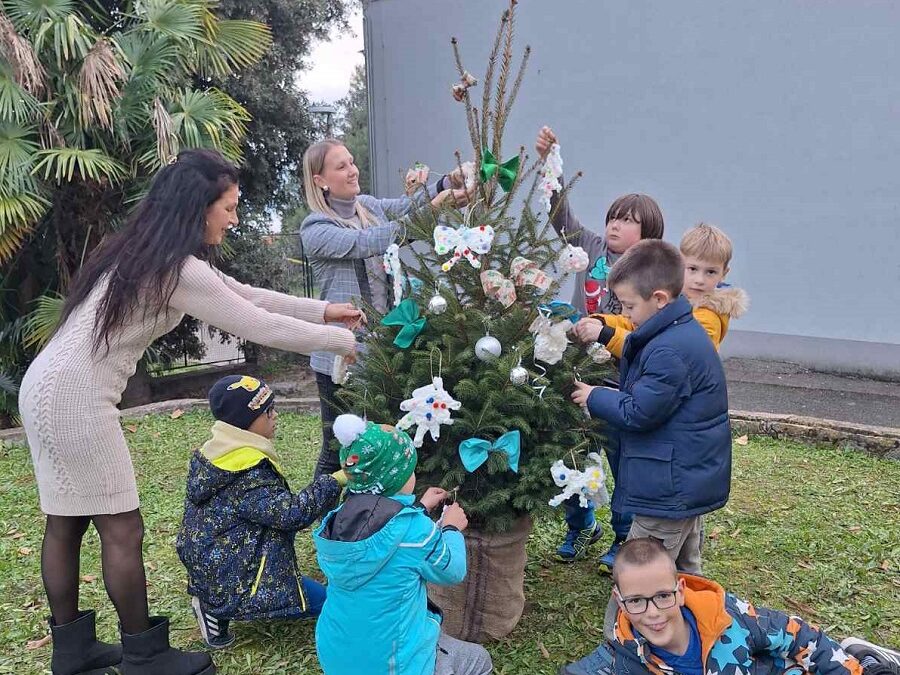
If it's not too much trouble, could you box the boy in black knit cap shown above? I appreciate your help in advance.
[176,375,346,649]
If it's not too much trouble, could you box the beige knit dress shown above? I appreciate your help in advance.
[18,256,356,516]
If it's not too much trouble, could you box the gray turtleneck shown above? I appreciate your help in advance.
[327,195,391,315]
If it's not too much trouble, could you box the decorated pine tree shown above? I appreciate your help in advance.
[340,0,616,539]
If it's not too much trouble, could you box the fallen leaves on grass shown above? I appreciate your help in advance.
[26,634,51,650]
[735,435,749,446]
[170,409,184,420]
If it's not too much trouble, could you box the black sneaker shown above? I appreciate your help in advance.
[841,638,900,675]
[191,596,236,649]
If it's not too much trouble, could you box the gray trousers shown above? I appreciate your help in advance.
[434,633,493,675]
[602,515,704,639]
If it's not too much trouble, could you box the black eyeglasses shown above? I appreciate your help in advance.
[614,585,679,615]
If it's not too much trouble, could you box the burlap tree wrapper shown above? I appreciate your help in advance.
[428,515,532,642]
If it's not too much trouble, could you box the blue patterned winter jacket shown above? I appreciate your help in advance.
[176,422,341,620]
[613,574,864,675]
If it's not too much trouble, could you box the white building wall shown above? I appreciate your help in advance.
[364,0,900,376]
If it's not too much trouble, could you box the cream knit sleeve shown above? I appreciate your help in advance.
[169,257,356,357]
[211,265,329,323]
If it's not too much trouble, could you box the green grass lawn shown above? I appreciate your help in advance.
[1,411,898,674]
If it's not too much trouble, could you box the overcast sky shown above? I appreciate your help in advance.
[296,10,365,103]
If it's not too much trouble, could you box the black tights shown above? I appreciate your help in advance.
[42,509,150,634]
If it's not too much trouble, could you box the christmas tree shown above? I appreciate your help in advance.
[340,0,616,533]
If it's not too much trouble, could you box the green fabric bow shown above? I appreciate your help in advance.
[479,147,520,192]
[380,298,426,349]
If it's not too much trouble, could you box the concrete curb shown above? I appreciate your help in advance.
[3,402,899,460]
[729,410,900,460]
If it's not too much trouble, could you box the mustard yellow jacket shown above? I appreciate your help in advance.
[596,285,749,357]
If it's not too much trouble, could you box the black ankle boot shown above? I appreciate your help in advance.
[120,616,215,674]
[49,609,122,675]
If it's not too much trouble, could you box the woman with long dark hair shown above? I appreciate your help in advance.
[300,139,469,479]
[18,149,361,675]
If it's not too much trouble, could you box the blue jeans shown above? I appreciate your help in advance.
[283,576,327,619]
[564,443,632,541]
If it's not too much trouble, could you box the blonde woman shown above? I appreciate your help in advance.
[300,139,469,478]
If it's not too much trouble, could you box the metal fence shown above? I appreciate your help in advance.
[150,232,317,375]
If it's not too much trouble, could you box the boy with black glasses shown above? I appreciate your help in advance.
[560,538,900,675]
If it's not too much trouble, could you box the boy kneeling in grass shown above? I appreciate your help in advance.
[560,537,900,675]
[176,375,346,648]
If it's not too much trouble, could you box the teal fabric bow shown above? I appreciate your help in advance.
[459,430,521,473]
[538,301,582,323]
[589,256,610,281]
[479,147,520,192]
[380,298,426,349]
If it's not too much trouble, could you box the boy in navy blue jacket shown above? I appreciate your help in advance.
[571,240,731,638]
[176,375,346,649]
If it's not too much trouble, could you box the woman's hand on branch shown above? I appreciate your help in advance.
[325,302,366,330]
[431,186,475,210]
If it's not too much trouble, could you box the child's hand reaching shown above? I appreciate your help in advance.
[535,125,558,160]
[420,487,448,512]
[441,503,468,531]
[573,318,604,343]
[571,381,597,407]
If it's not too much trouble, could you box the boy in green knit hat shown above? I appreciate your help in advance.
[313,414,492,675]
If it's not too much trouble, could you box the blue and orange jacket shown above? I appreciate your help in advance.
[176,421,341,620]
[614,574,863,675]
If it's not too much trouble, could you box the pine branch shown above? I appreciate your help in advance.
[451,37,483,163]
[492,0,517,160]
[500,45,531,135]
[481,9,507,153]
[495,145,526,223]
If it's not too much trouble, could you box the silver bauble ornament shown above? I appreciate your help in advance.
[474,335,502,362]
[510,365,529,386]
[427,294,448,315]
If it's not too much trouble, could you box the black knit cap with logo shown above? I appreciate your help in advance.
[208,375,275,430]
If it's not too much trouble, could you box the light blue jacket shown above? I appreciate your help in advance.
[313,493,467,675]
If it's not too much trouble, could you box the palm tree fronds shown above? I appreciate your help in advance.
[0,371,19,397]
[33,11,93,68]
[22,293,64,350]
[0,9,46,94]
[0,65,41,124]
[140,0,204,42]
[0,191,47,262]
[31,147,127,183]
[151,95,178,166]
[3,0,76,31]
[0,122,39,177]
[170,87,249,153]
[196,18,272,79]
[78,37,126,129]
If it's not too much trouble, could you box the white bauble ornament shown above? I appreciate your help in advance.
[474,335,502,362]
[427,294,448,315]
[587,341,613,364]
[510,365,529,386]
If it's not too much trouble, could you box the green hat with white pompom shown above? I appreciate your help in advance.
[333,414,417,496]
